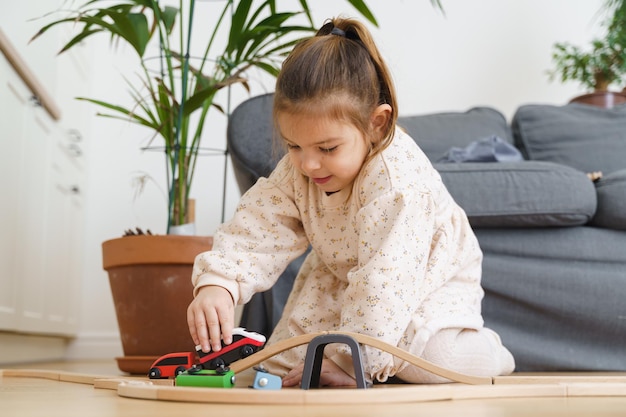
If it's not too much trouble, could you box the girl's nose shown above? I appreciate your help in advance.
[301,152,321,173]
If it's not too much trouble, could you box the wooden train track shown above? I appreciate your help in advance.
[228,331,492,385]
[3,331,626,405]
[4,368,626,405]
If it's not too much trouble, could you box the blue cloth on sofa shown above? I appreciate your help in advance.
[437,135,523,163]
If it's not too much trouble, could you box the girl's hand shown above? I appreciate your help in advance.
[187,285,235,353]
[282,359,357,387]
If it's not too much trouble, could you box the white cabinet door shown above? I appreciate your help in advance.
[14,103,54,333]
[0,56,25,329]
[39,129,85,335]
[0,31,85,336]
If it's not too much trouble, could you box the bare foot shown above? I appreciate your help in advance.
[282,359,357,387]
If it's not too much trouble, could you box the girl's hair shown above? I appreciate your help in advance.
[273,17,398,156]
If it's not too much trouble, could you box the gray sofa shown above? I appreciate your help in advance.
[228,93,626,372]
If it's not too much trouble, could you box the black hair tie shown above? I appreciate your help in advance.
[330,27,346,37]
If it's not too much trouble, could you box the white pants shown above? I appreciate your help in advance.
[396,327,515,384]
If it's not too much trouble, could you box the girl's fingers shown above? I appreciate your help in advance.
[187,311,200,346]
[282,364,304,387]
[187,286,236,352]
[206,309,223,353]
[187,302,210,352]
[219,313,233,346]
[282,360,357,387]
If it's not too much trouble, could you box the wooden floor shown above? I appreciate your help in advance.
[2,360,626,417]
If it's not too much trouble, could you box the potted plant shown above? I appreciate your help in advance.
[31,0,381,373]
[548,0,626,107]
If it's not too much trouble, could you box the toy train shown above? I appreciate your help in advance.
[148,327,266,379]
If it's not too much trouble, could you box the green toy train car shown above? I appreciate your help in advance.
[175,368,236,388]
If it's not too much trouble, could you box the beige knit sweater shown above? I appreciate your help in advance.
[192,128,485,382]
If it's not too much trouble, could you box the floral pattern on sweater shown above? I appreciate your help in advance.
[192,128,485,382]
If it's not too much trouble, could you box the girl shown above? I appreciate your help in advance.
[188,17,515,387]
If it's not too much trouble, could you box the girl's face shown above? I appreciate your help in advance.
[278,111,370,193]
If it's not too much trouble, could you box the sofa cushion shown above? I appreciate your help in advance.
[399,107,513,162]
[435,161,597,228]
[512,103,626,175]
[590,169,626,230]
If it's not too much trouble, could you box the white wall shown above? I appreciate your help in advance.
[2,0,605,359]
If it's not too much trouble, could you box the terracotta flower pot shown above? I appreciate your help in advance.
[101,234,213,374]
[569,91,626,108]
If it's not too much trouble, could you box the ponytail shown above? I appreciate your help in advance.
[274,17,398,153]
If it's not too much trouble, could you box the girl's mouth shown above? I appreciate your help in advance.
[313,176,332,185]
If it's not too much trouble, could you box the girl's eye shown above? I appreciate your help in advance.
[320,146,338,153]
[286,143,300,150]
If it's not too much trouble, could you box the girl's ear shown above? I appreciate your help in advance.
[370,104,392,138]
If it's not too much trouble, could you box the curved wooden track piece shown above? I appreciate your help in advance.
[4,369,626,406]
[231,331,492,385]
[113,376,626,405]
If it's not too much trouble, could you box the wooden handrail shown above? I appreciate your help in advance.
[0,28,62,120]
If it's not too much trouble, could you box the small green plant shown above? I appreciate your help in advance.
[549,0,626,91]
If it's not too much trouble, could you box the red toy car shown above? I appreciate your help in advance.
[148,351,195,379]
[196,327,266,370]
[148,328,266,379]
